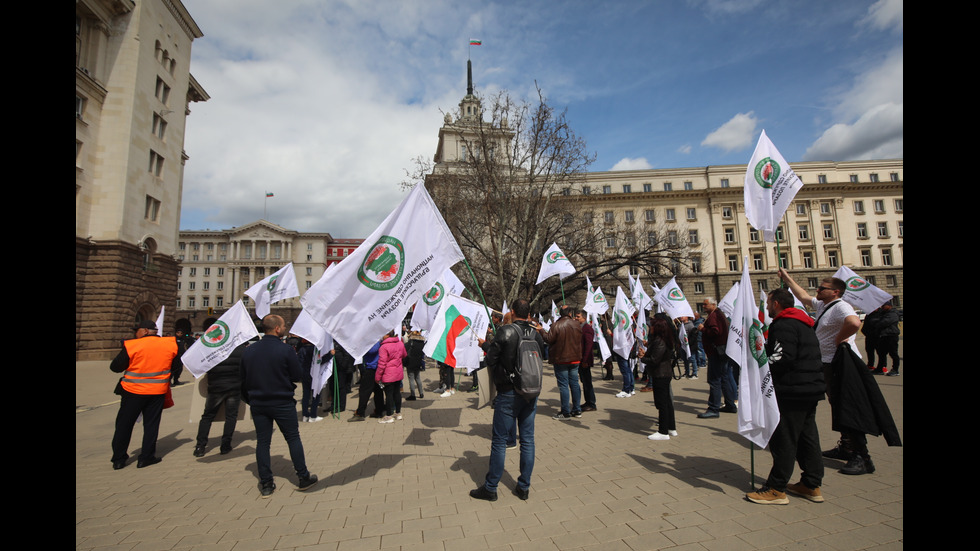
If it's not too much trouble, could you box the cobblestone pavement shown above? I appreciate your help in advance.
[77,336,902,550]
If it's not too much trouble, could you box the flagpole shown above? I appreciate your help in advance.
[331,357,340,419]
[560,279,566,304]
[461,258,497,333]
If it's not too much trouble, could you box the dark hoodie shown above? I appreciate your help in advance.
[766,307,825,403]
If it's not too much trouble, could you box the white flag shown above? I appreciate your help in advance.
[311,351,333,399]
[301,184,465,359]
[590,313,612,362]
[832,266,893,313]
[291,309,332,352]
[410,268,466,332]
[155,306,165,335]
[653,277,695,320]
[744,130,804,242]
[423,294,490,372]
[246,263,300,319]
[678,322,691,360]
[612,287,636,359]
[633,275,653,312]
[536,242,576,284]
[501,300,510,316]
[585,284,609,315]
[726,259,780,448]
[551,300,560,324]
[182,300,259,379]
[719,281,740,319]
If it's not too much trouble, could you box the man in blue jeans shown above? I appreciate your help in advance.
[539,305,583,419]
[241,315,319,497]
[471,299,544,501]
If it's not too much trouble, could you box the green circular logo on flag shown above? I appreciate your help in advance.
[593,293,605,303]
[458,316,472,337]
[546,250,566,264]
[358,236,405,291]
[423,282,445,306]
[668,289,685,301]
[201,321,230,348]
[749,319,768,366]
[753,157,780,189]
[614,309,630,330]
[846,276,869,291]
[266,274,279,292]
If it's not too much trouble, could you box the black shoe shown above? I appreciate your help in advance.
[112,459,127,470]
[137,456,162,468]
[553,413,572,420]
[220,445,233,455]
[572,411,583,418]
[513,486,529,500]
[406,395,417,401]
[419,393,424,399]
[822,443,854,460]
[193,446,206,458]
[581,405,597,412]
[260,481,276,498]
[871,368,885,375]
[840,455,875,475]
[697,410,720,419]
[886,371,900,377]
[721,404,738,414]
[297,474,319,491]
[469,486,498,501]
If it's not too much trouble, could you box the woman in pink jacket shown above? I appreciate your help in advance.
[375,331,407,423]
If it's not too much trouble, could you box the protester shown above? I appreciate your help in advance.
[642,317,678,441]
[376,331,407,423]
[404,331,426,400]
[194,342,246,457]
[538,305,583,420]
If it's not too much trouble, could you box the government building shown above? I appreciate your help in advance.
[76,0,208,359]
[173,221,363,333]
[428,66,903,312]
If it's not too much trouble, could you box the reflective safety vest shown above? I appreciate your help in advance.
[120,336,178,395]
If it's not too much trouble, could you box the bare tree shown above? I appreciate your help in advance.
[407,86,701,311]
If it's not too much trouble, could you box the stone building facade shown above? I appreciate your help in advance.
[76,0,208,359]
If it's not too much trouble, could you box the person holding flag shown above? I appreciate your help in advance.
[697,297,738,418]
[745,288,825,505]
[641,317,679,441]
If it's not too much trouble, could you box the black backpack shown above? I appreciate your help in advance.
[512,326,544,401]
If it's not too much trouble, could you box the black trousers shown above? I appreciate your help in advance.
[651,377,675,434]
[196,390,240,449]
[112,390,165,463]
[765,400,824,491]
[355,366,385,416]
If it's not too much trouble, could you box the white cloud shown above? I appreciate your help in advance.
[701,112,758,152]
[687,0,766,16]
[610,157,654,171]
[677,144,692,154]
[804,47,903,161]
[862,0,903,32]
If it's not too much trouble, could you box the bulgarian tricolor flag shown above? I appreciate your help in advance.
[265,191,274,197]
[469,39,482,45]
[423,294,490,372]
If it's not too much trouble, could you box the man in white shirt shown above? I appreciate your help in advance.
[777,268,873,475]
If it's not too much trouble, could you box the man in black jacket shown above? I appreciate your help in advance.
[241,315,318,497]
[194,342,247,457]
[470,299,544,502]
[746,289,826,505]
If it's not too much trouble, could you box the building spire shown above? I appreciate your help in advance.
[467,59,473,96]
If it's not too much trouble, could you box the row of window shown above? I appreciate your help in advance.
[602,207,697,224]
[853,199,903,214]
[576,172,900,196]
[179,266,317,279]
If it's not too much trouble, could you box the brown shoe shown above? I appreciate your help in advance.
[786,481,824,502]
[745,487,789,505]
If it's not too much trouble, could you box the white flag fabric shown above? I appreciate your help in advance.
[301,184,465,359]
[311,352,333,399]
[551,300,560,324]
[501,300,510,316]
[744,130,804,243]
[719,282,740,319]
[832,266,894,313]
[590,313,612,362]
[585,285,609,315]
[653,277,695,320]
[536,242,576,284]
[539,314,551,332]
[632,275,653,312]
[678,322,692,360]
[423,294,490,372]
[726,259,780,448]
[612,287,636,359]
[246,263,300,319]
[291,309,333,352]
[155,306,165,335]
[410,268,466,332]
[182,301,259,379]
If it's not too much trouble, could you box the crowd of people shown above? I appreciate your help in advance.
[109,270,900,502]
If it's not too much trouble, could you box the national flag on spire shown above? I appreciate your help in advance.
[744,130,803,242]
[469,39,482,45]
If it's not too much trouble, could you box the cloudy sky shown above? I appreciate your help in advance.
[180,0,903,237]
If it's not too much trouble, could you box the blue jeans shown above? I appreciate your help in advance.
[706,353,737,412]
[484,390,536,492]
[553,364,581,415]
[616,355,634,393]
[251,403,310,485]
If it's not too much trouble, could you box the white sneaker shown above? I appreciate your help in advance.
[668,430,678,437]
[450,389,456,395]
[616,391,629,398]
[379,416,394,424]
[309,416,324,423]
[441,391,452,398]
[302,416,310,423]
[648,433,670,441]
[395,414,403,421]
[630,391,636,396]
